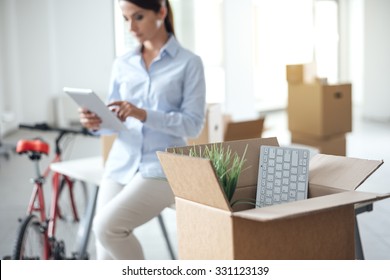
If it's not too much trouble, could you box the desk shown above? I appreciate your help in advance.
[51,156,102,259]
[51,156,103,185]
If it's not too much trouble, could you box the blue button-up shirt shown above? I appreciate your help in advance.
[99,36,206,184]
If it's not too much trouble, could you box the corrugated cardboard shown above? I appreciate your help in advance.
[291,131,346,156]
[286,64,304,84]
[188,103,223,145]
[224,118,265,141]
[157,138,388,259]
[101,134,116,165]
[288,83,352,138]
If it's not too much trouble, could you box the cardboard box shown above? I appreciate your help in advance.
[291,132,346,156]
[288,83,352,138]
[188,103,223,145]
[224,117,265,141]
[157,138,388,259]
[286,64,304,84]
[101,134,116,165]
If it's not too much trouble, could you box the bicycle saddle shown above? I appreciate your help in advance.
[16,138,49,158]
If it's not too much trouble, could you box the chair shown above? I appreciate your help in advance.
[50,156,176,260]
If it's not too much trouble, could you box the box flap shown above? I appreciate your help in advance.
[233,191,389,222]
[157,152,231,211]
[309,154,383,191]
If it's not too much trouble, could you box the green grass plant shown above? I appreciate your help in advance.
[188,144,248,203]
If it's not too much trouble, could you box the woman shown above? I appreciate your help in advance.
[79,0,206,259]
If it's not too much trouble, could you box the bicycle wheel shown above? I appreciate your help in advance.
[55,177,89,259]
[12,214,46,260]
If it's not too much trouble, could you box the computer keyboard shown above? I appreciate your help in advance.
[256,145,310,208]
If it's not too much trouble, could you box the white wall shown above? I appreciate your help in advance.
[362,0,390,121]
[0,0,115,133]
[0,0,5,130]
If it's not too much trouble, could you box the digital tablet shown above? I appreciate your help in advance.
[64,87,127,131]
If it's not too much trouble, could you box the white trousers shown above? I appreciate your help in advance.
[93,172,175,260]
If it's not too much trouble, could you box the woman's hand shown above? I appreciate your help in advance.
[78,108,102,130]
[108,101,147,122]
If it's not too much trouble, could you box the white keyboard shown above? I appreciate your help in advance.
[256,145,310,207]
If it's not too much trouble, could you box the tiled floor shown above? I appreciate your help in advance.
[0,106,389,260]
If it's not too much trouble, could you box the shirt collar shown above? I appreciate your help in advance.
[130,34,179,58]
[161,35,179,57]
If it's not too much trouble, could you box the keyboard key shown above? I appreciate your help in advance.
[290,175,297,182]
[298,182,306,191]
[292,150,299,166]
[291,167,298,174]
[284,150,291,162]
[298,175,306,182]
[297,192,305,200]
[269,147,276,158]
[291,182,297,190]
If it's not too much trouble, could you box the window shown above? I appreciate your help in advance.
[113,0,225,104]
[114,0,339,112]
[252,0,339,111]
[314,0,339,83]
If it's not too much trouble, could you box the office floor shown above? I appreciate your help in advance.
[0,107,389,260]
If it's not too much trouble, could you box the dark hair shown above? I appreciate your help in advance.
[122,0,175,35]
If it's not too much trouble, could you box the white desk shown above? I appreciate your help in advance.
[50,156,103,186]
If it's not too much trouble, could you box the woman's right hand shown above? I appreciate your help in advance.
[79,107,102,130]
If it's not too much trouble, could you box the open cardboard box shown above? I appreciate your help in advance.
[157,137,389,260]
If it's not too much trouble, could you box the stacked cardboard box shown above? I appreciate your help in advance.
[157,138,388,259]
[286,65,352,156]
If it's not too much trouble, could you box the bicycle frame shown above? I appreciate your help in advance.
[19,123,92,260]
[26,150,80,259]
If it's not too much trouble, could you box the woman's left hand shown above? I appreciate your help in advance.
[107,101,147,122]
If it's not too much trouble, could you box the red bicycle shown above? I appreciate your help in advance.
[12,123,93,260]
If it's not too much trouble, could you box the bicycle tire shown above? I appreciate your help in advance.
[55,177,89,259]
[12,214,46,260]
